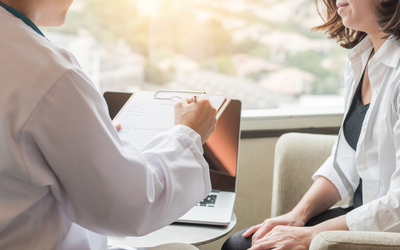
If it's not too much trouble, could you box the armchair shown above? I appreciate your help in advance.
[272,133,400,250]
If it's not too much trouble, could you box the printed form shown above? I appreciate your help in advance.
[113,91,226,150]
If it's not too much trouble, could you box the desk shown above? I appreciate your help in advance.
[108,212,236,248]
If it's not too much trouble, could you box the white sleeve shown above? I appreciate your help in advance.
[311,139,349,200]
[312,60,354,201]
[24,69,211,236]
[172,124,204,155]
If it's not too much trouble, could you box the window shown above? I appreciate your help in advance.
[44,0,348,110]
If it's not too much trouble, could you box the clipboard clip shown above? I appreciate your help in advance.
[153,89,206,100]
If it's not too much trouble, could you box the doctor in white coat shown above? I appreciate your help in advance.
[0,0,218,249]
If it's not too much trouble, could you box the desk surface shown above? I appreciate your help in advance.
[108,212,237,248]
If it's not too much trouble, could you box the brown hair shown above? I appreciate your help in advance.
[313,0,400,49]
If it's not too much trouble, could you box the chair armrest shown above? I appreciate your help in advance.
[310,231,400,250]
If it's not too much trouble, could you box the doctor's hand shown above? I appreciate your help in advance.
[243,212,306,246]
[174,94,217,144]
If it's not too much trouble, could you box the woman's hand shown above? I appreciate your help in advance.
[241,177,346,249]
[243,212,306,244]
[245,212,348,250]
[174,94,217,144]
[245,176,341,245]
[249,225,316,250]
[248,215,348,250]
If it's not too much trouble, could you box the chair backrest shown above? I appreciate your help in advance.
[271,133,337,217]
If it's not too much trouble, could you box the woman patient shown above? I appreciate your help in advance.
[223,0,400,249]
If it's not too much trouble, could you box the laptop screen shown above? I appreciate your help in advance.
[204,99,241,192]
[103,92,241,193]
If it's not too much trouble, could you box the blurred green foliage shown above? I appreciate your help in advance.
[47,0,346,94]
[286,50,342,95]
[201,55,236,75]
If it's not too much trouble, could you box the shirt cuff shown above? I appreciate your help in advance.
[172,124,203,155]
[346,203,380,231]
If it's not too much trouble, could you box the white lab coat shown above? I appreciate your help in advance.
[313,35,400,232]
[0,7,211,250]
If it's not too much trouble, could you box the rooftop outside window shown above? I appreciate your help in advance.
[44,0,348,110]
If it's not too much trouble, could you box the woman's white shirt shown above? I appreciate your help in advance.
[313,35,400,232]
[0,7,211,250]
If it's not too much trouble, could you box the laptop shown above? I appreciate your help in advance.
[103,92,241,226]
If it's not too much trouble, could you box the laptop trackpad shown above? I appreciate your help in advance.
[176,192,235,226]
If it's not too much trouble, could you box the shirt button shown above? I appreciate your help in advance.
[366,189,372,195]
[369,58,376,67]
[359,164,366,171]
[372,89,378,96]
[362,126,366,133]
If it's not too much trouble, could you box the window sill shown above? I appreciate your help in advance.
[241,107,344,131]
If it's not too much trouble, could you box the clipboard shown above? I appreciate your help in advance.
[112,90,231,150]
[152,89,230,120]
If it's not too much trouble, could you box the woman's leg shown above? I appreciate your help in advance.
[305,207,353,226]
[221,228,252,250]
[221,207,353,250]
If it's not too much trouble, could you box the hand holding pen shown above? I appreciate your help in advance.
[175,94,217,144]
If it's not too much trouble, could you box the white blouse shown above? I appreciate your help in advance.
[313,35,400,232]
[0,7,211,250]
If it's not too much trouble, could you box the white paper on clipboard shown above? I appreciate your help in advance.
[113,90,230,150]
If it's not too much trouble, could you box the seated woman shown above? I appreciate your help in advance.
[222,0,400,249]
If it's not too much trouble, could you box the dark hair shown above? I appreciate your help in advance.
[313,0,400,49]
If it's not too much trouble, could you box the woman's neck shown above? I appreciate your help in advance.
[367,30,390,54]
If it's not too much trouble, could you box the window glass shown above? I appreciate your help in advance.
[44,0,348,109]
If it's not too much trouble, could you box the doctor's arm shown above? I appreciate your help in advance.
[24,69,214,236]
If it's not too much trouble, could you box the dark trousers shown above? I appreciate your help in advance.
[221,207,353,250]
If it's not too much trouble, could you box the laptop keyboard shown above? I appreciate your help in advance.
[196,194,217,207]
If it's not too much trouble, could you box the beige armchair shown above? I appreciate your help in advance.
[272,133,400,249]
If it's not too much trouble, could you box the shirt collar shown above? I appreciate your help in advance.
[349,35,400,69]
[348,35,373,62]
[0,2,45,37]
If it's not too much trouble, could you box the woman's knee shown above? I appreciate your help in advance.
[221,228,252,250]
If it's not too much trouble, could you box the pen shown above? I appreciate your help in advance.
[193,95,197,102]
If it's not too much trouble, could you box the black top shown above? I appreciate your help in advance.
[343,70,370,208]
